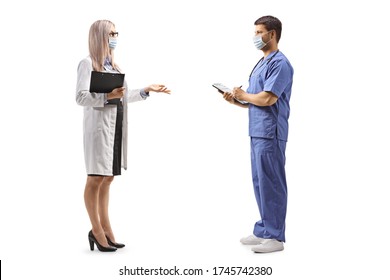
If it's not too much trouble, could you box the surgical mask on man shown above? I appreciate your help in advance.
[253,31,271,50]
[108,37,117,49]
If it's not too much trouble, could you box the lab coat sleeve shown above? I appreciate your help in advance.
[123,80,148,103]
[76,58,106,107]
[126,89,147,103]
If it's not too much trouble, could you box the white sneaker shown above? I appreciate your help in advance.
[240,234,266,245]
[251,239,284,253]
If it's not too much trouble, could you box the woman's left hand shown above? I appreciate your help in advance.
[145,84,171,94]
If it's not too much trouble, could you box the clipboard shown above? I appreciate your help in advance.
[212,83,248,105]
[89,71,125,93]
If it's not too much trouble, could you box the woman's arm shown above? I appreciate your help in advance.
[76,59,107,107]
[126,84,171,103]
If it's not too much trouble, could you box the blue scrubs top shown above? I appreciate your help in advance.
[247,50,294,141]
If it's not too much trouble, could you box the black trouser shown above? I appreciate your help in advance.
[111,100,123,176]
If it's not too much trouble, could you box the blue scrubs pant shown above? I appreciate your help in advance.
[250,137,287,242]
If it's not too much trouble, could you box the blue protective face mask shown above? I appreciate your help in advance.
[108,37,117,49]
[253,31,271,50]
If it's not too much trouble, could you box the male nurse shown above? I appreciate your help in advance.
[220,15,294,253]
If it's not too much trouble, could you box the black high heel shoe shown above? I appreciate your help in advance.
[106,235,125,248]
[88,230,117,252]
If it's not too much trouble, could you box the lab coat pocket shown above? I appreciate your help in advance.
[84,106,104,133]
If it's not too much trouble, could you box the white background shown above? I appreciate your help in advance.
[1,0,389,279]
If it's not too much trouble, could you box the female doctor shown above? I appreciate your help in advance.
[76,20,170,252]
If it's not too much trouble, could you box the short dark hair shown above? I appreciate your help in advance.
[254,15,282,43]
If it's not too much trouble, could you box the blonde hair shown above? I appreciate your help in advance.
[88,20,119,72]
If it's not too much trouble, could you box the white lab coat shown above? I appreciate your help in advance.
[76,56,145,175]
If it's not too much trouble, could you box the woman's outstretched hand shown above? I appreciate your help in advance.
[145,84,171,94]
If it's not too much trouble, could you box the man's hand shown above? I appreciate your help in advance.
[232,87,247,101]
[223,92,235,104]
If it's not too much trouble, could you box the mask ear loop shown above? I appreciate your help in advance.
[264,30,275,45]
[248,31,278,78]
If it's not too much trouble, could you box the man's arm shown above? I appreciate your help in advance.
[233,87,278,107]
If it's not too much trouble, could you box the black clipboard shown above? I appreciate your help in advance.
[89,71,125,93]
